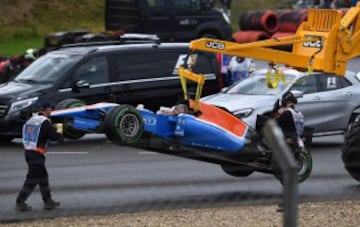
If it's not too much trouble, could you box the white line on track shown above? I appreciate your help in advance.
[47,152,89,154]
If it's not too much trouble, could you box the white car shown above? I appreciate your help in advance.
[201,68,360,137]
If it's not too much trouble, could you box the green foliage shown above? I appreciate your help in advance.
[0,38,43,56]
[0,0,279,55]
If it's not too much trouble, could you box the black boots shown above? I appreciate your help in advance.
[15,202,32,211]
[15,199,60,211]
[43,199,61,210]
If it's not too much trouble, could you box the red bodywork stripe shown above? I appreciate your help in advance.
[190,100,248,137]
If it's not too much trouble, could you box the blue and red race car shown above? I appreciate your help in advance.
[50,67,312,183]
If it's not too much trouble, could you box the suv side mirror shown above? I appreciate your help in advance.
[290,89,304,98]
[72,80,90,92]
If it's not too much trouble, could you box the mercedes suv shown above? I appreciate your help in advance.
[0,41,222,142]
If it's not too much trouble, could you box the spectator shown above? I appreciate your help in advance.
[273,92,305,149]
[320,0,334,8]
[226,56,256,86]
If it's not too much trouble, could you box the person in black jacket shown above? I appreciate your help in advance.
[273,91,305,149]
[15,101,63,211]
[273,92,305,213]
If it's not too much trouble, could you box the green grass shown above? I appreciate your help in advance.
[0,38,44,56]
[0,0,279,56]
[0,0,104,55]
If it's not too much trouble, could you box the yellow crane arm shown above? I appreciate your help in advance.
[189,3,360,76]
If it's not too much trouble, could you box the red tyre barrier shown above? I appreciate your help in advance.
[277,9,308,33]
[239,10,279,34]
[232,31,271,44]
[271,32,296,39]
[271,32,296,51]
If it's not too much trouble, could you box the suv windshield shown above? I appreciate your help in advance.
[226,73,296,95]
[14,52,82,84]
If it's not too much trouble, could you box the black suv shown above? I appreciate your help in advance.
[105,0,232,41]
[0,42,222,142]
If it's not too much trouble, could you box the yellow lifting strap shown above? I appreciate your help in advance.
[265,63,288,88]
[178,66,205,112]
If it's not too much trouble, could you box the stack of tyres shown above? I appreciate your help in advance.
[276,9,308,33]
[232,30,270,43]
[270,31,296,51]
[235,10,278,43]
[239,10,279,34]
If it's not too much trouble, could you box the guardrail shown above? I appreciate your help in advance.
[262,119,298,227]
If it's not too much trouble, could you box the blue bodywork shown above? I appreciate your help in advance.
[51,102,249,153]
[134,109,247,153]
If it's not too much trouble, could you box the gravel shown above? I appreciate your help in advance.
[2,201,360,227]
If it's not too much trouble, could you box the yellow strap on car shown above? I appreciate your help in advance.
[178,66,205,112]
[265,64,287,88]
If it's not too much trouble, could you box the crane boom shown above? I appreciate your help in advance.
[189,3,360,76]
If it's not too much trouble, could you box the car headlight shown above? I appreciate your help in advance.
[233,108,253,118]
[9,97,39,113]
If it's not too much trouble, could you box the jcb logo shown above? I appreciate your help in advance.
[303,35,323,48]
[206,41,225,50]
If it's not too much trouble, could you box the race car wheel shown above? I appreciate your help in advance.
[104,105,144,145]
[272,148,312,183]
[55,98,86,140]
[342,116,360,182]
[295,148,312,183]
[221,164,254,177]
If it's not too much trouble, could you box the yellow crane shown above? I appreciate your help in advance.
[179,3,360,111]
[178,4,360,184]
[188,3,360,77]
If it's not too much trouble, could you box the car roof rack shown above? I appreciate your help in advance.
[61,33,161,48]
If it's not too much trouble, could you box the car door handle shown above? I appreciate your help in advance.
[312,96,321,101]
[345,91,353,96]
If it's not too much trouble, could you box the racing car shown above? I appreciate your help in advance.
[50,67,313,183]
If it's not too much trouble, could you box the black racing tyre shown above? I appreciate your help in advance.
[272,148,312,183]
[221,164,254,177]
[104,105,143,145]
[55,98,86,140]
[294,148,312,183]
[342,116,360,182]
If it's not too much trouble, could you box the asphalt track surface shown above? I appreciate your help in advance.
[1,134,359,222]
[1,59,360,222]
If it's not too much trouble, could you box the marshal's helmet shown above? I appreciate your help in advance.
[281,91,297,106]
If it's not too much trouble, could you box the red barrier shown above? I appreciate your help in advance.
[232,31,271,43]
[271,32,296,39]
[239,10,279,34]
[270,32,296,51]
[277,9,308,33]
